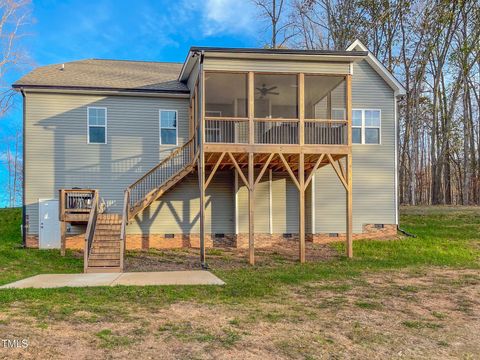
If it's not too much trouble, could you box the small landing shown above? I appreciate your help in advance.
[0,271,225,289]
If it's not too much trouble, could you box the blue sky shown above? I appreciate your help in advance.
[0,0,264,206]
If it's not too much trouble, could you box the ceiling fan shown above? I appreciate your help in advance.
[256,84,279,98]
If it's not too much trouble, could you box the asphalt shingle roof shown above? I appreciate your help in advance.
[13,59,188,93]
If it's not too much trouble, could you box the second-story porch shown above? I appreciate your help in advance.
[201,71,351,153]
[191,59,356,266]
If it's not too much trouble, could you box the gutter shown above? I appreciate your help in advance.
[12,84,190,98]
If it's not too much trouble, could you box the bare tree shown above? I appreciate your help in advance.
[0,0,31,115]
[252,0,480,206]
[0,0,31,207]
[2,129,22,207]
[252,0,296,48]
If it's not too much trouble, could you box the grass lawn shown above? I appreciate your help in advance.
[0,206,479,359]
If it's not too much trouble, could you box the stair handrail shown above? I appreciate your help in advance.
[125,136,196,214]
[127,136,196,190]
[119,189,129,271]
[84,190,99,273]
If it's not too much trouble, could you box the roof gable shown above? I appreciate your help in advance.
[346,39,406,96]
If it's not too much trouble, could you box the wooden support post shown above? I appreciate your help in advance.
[60,220,66,256]
[248,152,255,265]
[248,72,254,145]
[346,154,353,258]
[346,74,353,258]
[59,189,66,256]
[299,73,305,146]
[299,152,305,263]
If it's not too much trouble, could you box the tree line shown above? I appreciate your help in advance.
[0,0,479,207]
[253,0,480,205]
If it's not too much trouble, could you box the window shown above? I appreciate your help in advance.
[352,109,381,144]
[87,107,107,144]
[160,110,177,145]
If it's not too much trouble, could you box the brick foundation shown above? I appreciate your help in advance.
[26,235,39,248]
[24,224,397,250]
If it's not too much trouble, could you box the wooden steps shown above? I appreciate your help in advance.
[85,213,122,273]
[83,138,197,273]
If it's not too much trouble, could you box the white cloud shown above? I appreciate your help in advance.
[202,0,257,36]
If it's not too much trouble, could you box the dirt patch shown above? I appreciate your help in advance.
[124,243,339,272]
[1,268,479,359]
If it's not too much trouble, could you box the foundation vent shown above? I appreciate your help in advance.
[214,233,225,238]
[283,233,293,239]
[329,233,339,237]
[164,234,175,239]
[374,224,385,229]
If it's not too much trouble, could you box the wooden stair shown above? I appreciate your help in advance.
[83,137,197,273]
[85,213,122,273]
[129,163,195,219]
[127,137,197,220]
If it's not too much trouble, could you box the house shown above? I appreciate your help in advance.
[13,40,406,272]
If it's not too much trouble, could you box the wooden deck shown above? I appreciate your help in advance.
[195,71,354,265]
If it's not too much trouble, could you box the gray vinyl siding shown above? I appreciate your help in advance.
[204,58,350,74]
[236,172,299,234]
[271,173,299,233]
[187,60,199,94]
[24,92,203,235]
[237,170,270,233]
[128,172,234,234]
[305,182,312,233]
[314,59,396,233]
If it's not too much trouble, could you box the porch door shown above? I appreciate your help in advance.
[38,199,61,249]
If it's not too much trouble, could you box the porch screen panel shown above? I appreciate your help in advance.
[205,72,248,143]
[254,74,298,119]
[304,75,346,119]
[205,73,247,117]
[304,75,347,145]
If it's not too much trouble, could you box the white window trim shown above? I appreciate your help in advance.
[87,107,107,144]
[159,109,178,146]
[352,108,381,145]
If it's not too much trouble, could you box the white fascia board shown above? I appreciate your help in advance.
[347,39,406,96]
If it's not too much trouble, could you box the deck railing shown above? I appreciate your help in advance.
[304,120,347,145]
[127,136,196,212]
[84,190,99,272]
[59,189,97,221]
[205,118,248,143]
[204,118,347,145]
[254,120,299,144]
[119,189,129,272]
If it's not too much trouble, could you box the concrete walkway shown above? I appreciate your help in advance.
[0,271,225,289]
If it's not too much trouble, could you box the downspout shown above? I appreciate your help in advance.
[395,92,416,238]
[20,88,27,248]
[197,50,208,269]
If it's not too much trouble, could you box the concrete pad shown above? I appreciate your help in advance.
[111,271,225,286]
[0,271,224,289]
[0,273,122,289]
